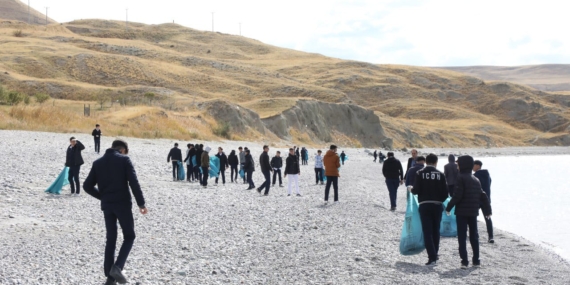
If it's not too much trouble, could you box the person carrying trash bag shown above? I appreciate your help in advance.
[440,197,457,237]
[400,189,424,256]
[410,154,449,266]
[445,155,492,268]
[45,167,70,194]
[177,161,185,181]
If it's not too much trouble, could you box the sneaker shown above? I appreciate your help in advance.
[109,265,127,284]
[324,201,329,205]
[203,186,207,189]
[320,182,324,185]
[488,239,495,244]
[279,184,284,187]
[173,178,177,181]
[473,261,481,268]
[257,188,262,194]
[334,201,339,204]
[390,207,396,211]
[104,277,117,285]
[461,261,469,269]
[296,194,302,197]
[263,194,269,196]
[287,194,291,196]
[425,260,437,266]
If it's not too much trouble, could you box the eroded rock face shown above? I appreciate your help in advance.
[262,100,391,148]
[202,100,267,134]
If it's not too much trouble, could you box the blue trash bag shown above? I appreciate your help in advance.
[177,161,185,180]
[400,191,425,256]
[209,156,220,178]
[321,168,327,182]
[303,152,309,162]
[45,167,70,194]
[239,168,245,179]
[440,197,457,237]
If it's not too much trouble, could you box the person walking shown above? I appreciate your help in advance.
[446,155,492,268]
[239,147,247,184]
[340,151,346,165]
[314,150,324,185]
[271,151,283,187]
[444,155,458,196]
[295,146,300,158]
[228,150,239,183]
[411,154,449,266]
[382,152,404,211]
[201,146,211,188]
[83,140,148,285]
[301,147,308,165]
[183,144,196,182]
[284,148,301,196]
[405,156,425,188]
[257,145,273,196]
[92,124,102,154]
[405,149,418,179]
[194,145,203,184]
[167,143,182,181]
[379,151,386,163]
[215,147,229,185]
[373,150,378,162]
[473,160,494,243]
[244,149,256,190]
[323,145,341,204]
[66,137,85,196]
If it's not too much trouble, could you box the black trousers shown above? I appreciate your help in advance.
[194,165,201,182]
[259,170,271,195]
[419,203,444,261]
[68,165,81,194]
[186,163,194,181]
[456,215,480,265]
[272,169,282,185]
[483,211,494,239]
[230,165,238,182]
[247,170,255,188]
[448,184,455,197]
[171,161,179,179]
[324,176,339,201]
[94,138,101,153]
[314,168,323,183]
[103,206,135,279]
[216,168,226,184]
[202,166,209,186]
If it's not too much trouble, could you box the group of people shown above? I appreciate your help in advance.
[373,150,386,163]
[382,148,494,268]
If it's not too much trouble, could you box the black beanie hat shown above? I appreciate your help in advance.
[457,155,474,173]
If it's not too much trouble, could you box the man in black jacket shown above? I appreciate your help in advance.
[66,137,85,195]
[444,155,458,196]
[167,143,183,181]
[382,152,404,211]
[92,124,102,154]
[373,150,377,162]
[404,149,418,179]
[405,156,425,187]
[83,140,148,285]
[257,145,273,195]
[271,151,283,187]
[284,148,301,196]
[244,149,256,190]
[183,144,195,182]
[446,155,492,268]
[412,154,449,266]
[194,145,203,184]
[215,147,229,185]
[473,160,494,243]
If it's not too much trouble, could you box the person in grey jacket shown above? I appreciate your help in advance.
[444,155,459,196]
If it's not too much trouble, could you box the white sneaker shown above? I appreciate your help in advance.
[324,201,328,205]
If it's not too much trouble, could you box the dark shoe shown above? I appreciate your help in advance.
[473,261,481,268]
[287,194,291,196]
[263,194,269,196]
[104,277,117,285]
[461,261,469,269]
[425,259,437,266]
[390,207,396,211]
[109,265,127,284]
[279,184,284,187]
[488,239,495,244]
[257,188,262,194]
[296,194,302,197]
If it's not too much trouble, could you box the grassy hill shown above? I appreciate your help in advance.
[0,0,56,25]
[0,17,569,148]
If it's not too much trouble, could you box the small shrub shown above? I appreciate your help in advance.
[7,91,23,105]
[13,30,24,37]
[0,85,6,104]
[212,122,231,139]
[35,93,51,104]
[23,94,30,105]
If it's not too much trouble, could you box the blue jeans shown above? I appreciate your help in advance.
[456,215,480,265]
[385,179,400,208]
[419,203,443,261]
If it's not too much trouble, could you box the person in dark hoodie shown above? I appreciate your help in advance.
[411,154,449,266]
[167,143,183,181]
[201,146,211,188]
[215,147,229,185]
[83,140,148,285]
[446,155,492,268]
[373,150,378,162]
[194,145,203,184]
[340,151,347,165]
[257,145,273,196]
[405,156,425,187]
[473,160,494,243]
[244,149,256,190]
[444,155,459,196]
[382,152,404,211]
[92,124,102,154]
[183,144,196,182]
[228,150,239,183]
[66,137,85,195]
[271,151,284,187]
[284,148,301,196]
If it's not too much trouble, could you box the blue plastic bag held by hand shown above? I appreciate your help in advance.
[321,168,326,182]
[440,197,457,237]
[209,156,220,178]
[239,168,245,179]
[45,167,70,194]
[400,191,425,255]
[177,161,185,180]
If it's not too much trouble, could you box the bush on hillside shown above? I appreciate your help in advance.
[7,91,24,105]
[35,93,51,104]
[13,30,24,37]
[23,94,30,105]
[212,122,231,139]
[0,85,6,104]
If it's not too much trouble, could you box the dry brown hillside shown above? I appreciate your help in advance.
[0,0,56,25]
[0,18,569,148]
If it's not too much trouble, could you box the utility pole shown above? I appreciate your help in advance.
[211,12,214,32]
[45,7,49,25]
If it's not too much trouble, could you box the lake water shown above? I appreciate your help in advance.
[438,155,570,261]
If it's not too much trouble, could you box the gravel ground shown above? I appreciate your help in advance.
[1,130,569,285]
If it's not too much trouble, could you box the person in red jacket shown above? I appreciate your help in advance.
[323,145,341,204]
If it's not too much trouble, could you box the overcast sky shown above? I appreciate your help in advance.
[26,0,570,66]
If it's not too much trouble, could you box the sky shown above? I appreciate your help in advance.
[24,0,570,66]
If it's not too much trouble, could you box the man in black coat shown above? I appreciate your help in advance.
[271,151,283,187]
[382,152,404,211]
[83,140,148,285]
[167,143,183,181]
[215,147,229,185]
[194,145,203,184]
[257,145,273,195]
[66,137,85,195]
[92,124,102,154]
[183,144,196,182]
[446,155,492,268]
[473,160,494,243]
[244,149,256,190]
[411,154,449,266]
[373,150,377,162]
[404,149,418,179]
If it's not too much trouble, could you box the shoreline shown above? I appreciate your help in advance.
[1,130,569,284]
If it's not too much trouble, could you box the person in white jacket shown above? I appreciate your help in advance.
[314,150,324,185]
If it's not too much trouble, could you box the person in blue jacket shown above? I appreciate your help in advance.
[83,140,148,285]
[473,160,494,243]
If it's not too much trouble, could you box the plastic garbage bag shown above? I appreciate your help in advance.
[440,197,457,237]
[177,161,185,180]
[209,156,220,178]
[321,168,326,182]
[239,169,245,179]
[45,167,70,194]
[400,191,425,255]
